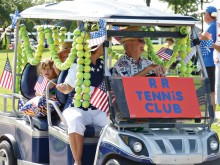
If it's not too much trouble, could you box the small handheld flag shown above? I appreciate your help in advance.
[90,80,109,113]
[156,47,173,60]
[0,57,13,90]
[34,75,48,95]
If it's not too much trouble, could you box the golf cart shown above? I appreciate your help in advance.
[0,0,220,165]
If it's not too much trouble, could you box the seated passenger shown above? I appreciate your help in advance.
[19,58,60,117]
[56,44,107,165]
[112,26,165,77]
[58,41,72,62]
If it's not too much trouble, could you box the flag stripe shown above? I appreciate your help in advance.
[34,75,48,95]
[90,79,110,113]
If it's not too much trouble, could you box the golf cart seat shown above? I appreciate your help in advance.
[20,63,38,99]
[20,63,51,131]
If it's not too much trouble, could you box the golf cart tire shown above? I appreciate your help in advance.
[0,140,17,165]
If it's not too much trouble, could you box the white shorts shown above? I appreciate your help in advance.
[62,107,108,136]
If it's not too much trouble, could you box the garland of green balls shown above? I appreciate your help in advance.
[145,26,193,77]
[71,28,92,108]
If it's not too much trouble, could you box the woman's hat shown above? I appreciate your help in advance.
[115,26,141,43]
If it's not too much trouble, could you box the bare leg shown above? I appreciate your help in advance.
[69,133,84,165]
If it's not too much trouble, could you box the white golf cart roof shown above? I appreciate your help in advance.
[20,0,198,26]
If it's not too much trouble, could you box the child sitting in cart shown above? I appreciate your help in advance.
[19,58,60,117]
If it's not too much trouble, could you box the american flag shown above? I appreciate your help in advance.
[0,57,13,90]
[34,75,48,95]
[87,19,106,47]
[196,86,206,106]
[90,80,110,113]
[156,47,173,60]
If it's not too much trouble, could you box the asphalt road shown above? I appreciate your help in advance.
[195,158,220,165]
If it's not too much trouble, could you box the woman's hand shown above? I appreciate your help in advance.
[56,83,73,94]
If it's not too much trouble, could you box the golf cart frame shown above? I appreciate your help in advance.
[0,0,219,165]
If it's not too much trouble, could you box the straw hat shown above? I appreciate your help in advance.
[115,26,141,43]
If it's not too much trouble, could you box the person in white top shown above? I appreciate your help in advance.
[213,41,220,105]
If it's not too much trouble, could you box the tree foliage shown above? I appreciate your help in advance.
[0,0,36,27]
[159,0,214,19]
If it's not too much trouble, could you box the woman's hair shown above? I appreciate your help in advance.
[37,58,54,75]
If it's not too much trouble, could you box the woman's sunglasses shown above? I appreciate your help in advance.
[138,38,145,43]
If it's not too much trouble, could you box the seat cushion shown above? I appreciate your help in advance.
[20,64,38,99]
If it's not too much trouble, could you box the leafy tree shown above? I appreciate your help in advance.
[0,0,36,27]
[159,0,213,19]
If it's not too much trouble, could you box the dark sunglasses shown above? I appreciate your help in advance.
[138,38,145,43]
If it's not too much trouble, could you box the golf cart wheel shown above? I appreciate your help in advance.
[0,140,17,165]
[105,159,121,165]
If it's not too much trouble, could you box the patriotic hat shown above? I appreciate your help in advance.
[115,26,141,43]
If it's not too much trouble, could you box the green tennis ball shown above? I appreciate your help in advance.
[76,79,83,86]
[60,27,67,34]
[84,66,91,72]
[83,79,91,87]
[82,101,90,108]
[74,100,81,107]
[84,51,91,58]
[76,72,84,79]
[77,51,85,58]
[76,44,83,51]
[83,87,90,93]
[75,86,82,93]
[77,58,84,65]
[74,93,82,100]
[83,93,90,101]
[73,28,81,36]
[77,64,84,72]
[84,73,91,80]
[76,36,83,44]
[84,58,91,66]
